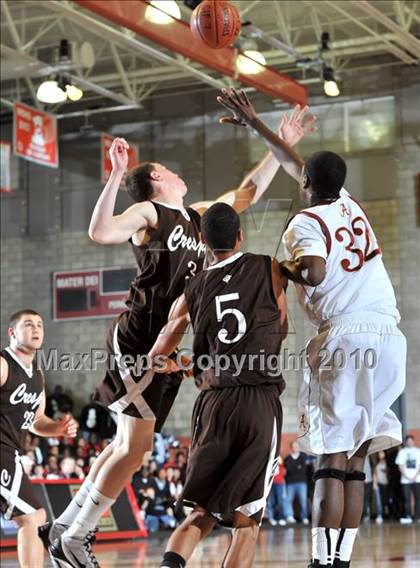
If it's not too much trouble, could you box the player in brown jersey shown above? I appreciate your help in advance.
[0,309,78,568]
[49,107,314,568]
[147,203,288,568]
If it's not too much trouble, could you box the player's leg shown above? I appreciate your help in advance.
[50,414,154,567]
[159,507,217,567]
[333,441,370,568]
[44,439,117,544]
[14,508,46,568]
[221,512,259,568]
[310,452,347,568]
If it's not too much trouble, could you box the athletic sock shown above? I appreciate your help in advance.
[54,479,93,527]
[335,528,358,562]
[312,527,339,566]
[160,551,186,568]
[65,485,115,540]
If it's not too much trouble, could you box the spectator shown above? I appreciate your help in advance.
[46,455,61,479]
[132,466,152,507]
[175,451,187,483]
[363,457,374,522]
[267,456,287,526]
[30,464,45,479]
[395,435,420,523]
[45,385,74,419]
[374,451,390,523]
[141,487,176,533]
[60,457,85,480]
[168,468,184,502]
[79,401,116,440]
[284,441,309,524]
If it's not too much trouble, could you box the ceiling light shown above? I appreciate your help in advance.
[36,79,67,103]
[65,84,83,101]
[236,50,266,75]
[145,0,181,24]
[323,66,340,97]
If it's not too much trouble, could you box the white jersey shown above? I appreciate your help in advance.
[282,189,400,327]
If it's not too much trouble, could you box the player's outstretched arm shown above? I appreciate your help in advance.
[89,137,157,244]
[148,294,191,373]
[30,391,78,438]
[217,88,316,182]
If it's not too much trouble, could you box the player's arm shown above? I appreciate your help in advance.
[271,258,288,337]
[30,391,78,438]
[148,294,191,373]
[280,256,326,287]
[217,88,315,182]
[190,151,280,215]
[0,356,8,387]
[88,137,158,244]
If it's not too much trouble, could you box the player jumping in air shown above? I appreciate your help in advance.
[48,107,315,568]
[148,203,288,568]
[0,310,78,568]
[218,88,406,568]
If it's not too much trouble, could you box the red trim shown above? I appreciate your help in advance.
[125,483,148,538]
[0,539,17,547]
[30,478,82,484]
[95,529,144,541]
[74,0,307,105]
[347,194,372,224]
[299,211,332,255]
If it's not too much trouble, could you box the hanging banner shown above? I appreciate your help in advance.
[0,141,12,192]
[101,133,139,183]
[13,102,59,168]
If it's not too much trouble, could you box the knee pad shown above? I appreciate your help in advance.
[345,470,366,482]
[313,468,347,483]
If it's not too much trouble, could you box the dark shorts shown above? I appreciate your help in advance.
[0,446,41,519]
[180,384,283,527]
[93,310,182,432]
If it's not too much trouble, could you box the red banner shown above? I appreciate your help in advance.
[101,133,139,183]
[13,102,59,168]
[0,141,12,192]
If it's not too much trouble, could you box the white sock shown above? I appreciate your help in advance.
[335,528,358,562]
[65,486,115,539]
[312,527,339,565]
[54,479,93,527]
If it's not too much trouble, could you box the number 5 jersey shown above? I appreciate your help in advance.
[282,188,400,327]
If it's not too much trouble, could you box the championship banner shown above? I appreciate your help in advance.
[101,133,139,183]
[13,102,59,168]
[0,140,12,192]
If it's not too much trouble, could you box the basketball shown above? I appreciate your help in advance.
[190,0,241,49]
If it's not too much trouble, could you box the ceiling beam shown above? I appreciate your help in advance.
[44,0,226,91]
[324,1,417,64]
[73,0,307,105]
[1,1,40,106]
[352,0,420,58]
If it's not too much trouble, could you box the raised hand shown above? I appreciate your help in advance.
[278,105,317,147]
[109,137,129,173]
[217,88,258,127]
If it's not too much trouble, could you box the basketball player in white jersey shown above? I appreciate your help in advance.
[0,310,78,568]
[48,107,315,568]
[218,88,406,568]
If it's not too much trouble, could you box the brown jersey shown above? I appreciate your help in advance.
[0,348,44,451]
[184,252,286,391]
[126,202,205,333]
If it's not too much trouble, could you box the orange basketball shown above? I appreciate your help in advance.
[190,1,241,49]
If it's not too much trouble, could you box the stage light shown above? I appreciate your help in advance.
[236,50,266,75]
[36,79,67,103]
[323,66,340,97]
[145,1,181,24]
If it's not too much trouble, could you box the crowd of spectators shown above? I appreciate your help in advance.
[267,435,420,527]
[21,388,420,531]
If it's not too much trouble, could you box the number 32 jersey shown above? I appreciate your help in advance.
[282,188,400,327]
